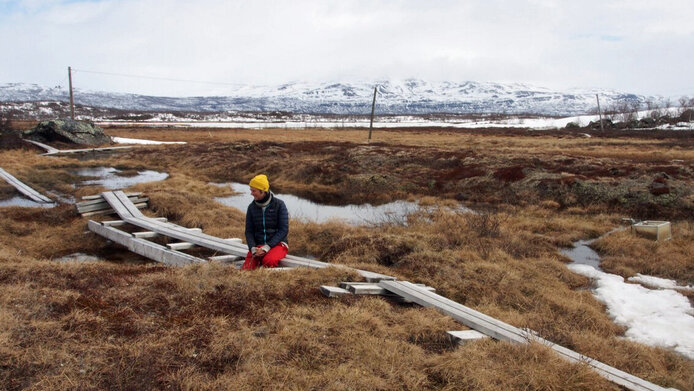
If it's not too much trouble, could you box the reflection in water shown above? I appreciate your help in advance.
[214,182,421,225]
[0,196,56,208]
[76,167,168,189]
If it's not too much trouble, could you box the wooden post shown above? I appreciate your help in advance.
[596,94,604,132]
[368,86,377,141]
[68,66,75,120]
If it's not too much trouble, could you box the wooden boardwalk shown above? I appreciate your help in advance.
[88,190,676,391]
[25,139,134,156]
[89,190,394,281]
[76,192,148,216]
[0,167,52,203]
[378,281,677,391]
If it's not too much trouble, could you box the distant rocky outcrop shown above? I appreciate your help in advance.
[23,118,111,145]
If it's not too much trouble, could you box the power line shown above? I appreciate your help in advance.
[72,68,242,87]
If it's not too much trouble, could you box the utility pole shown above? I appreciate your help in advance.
[68,66,75,120]
[595,94,604,132]
[368,86,377,142]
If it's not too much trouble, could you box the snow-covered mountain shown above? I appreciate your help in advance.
[0,80,653,116]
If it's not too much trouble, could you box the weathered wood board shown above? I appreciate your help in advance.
[88,220,204,266]
[378,281,675,391]
[0,167,52,203]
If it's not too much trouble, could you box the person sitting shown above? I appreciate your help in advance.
[242,174,289,270]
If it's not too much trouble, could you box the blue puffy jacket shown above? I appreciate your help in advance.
[245,193,289,250]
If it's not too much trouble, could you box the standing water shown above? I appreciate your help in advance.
[76,167,168,189]
[560,238,602,270]
[214,182,422,225]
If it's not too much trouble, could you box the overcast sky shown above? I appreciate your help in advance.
[1,0,692,97]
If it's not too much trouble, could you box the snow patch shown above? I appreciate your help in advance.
[569,263,694,359]
[112,137,186,145]
[629,274,694,291]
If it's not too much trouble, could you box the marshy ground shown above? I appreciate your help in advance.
[1,124,693,390]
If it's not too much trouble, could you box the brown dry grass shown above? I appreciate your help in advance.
[1,126,693,390]
[100,126,694,219]
[592,222,694,299]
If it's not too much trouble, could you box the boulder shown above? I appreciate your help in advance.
[638,117,656,128]
[588,119,613,130]
[678,109,693,122]
[23,118,111,145]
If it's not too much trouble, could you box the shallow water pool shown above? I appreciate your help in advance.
[76,167,168,189]
[214,182,422,225]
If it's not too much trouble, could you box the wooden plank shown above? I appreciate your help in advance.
[112,191,146,218]
[81,194,106,201]
[282,254,396,281]
[132,231,160,239]
[208,255,243,262]
[379,281,674,391]
[100,191,138,218]
[77,195,147,208]
[88,220,203,266]
[77,193,142,205]
[51,146,135,155]
[341,282,434,295]
[80,202,147,217]
[101,220,127,227]
[23,141,135,155]
[167,242,196,250]
[77,198,148,213]
[24,139,60,154]
[0,167,52,203]
[81,192,142,201]
[320,286,352,298]
[447,330,489,345]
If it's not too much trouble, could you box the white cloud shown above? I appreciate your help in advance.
[1,0,692,96]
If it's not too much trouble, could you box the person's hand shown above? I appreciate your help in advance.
[254,246,267,257]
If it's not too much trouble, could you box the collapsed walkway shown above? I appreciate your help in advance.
[87,190,393,281]
[0,167,52,203]
[87,191,676,391]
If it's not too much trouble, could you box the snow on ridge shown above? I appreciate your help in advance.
[0,80,666,116]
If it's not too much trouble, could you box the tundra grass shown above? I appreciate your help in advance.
[1,127,692,390]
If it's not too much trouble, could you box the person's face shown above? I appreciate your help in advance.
[250,187,265,201]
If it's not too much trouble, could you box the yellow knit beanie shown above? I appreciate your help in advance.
[249,174,270,192]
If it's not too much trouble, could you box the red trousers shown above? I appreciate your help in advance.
[242,243,288,270]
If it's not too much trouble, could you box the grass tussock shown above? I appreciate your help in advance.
[592,221,694,294]
[1,127,692,390]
